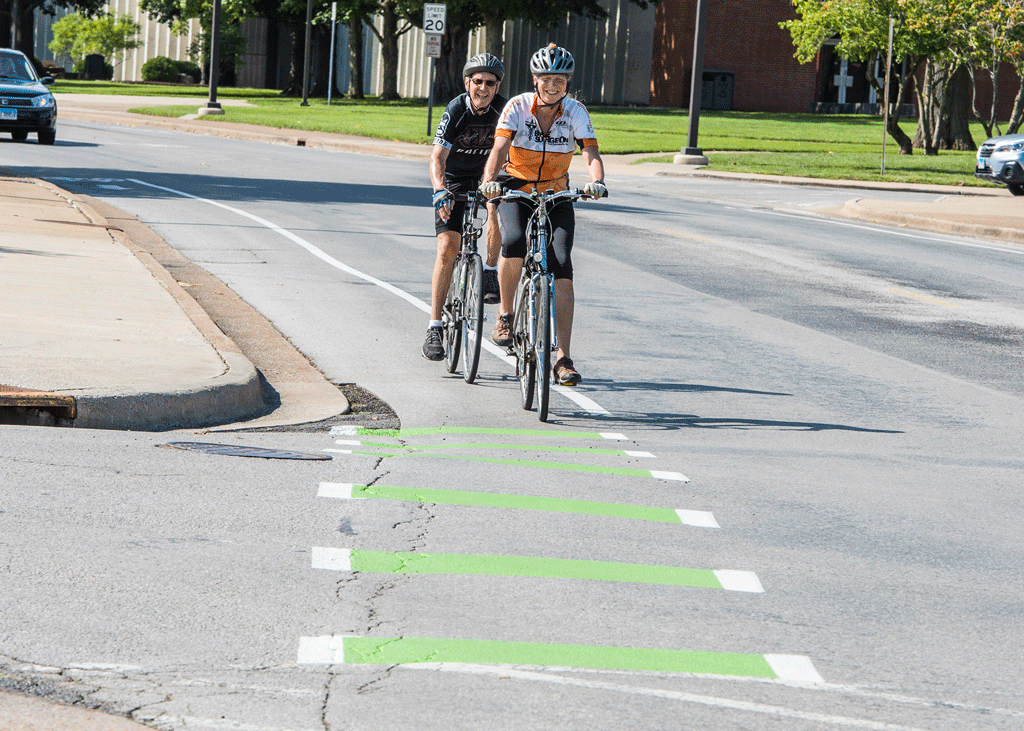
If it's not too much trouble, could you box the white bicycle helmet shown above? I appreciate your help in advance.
[463,53,504,81]
[530,43,575,76]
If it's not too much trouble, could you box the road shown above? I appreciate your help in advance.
[1,119,1023,731]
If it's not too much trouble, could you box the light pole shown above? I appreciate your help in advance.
[198,0,224,115]
[301,0,313,106]
[674,0,709,165]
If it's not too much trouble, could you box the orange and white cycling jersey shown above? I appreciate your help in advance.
[495,92,598,192]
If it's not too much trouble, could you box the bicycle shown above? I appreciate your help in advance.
[494,188,599,422]
[441,191,487,384]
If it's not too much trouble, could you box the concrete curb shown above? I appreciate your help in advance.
[48,181,268,431]
[837,198,1024,246]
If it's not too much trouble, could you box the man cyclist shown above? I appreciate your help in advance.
[479,44,606,386]
[422,53,507,361]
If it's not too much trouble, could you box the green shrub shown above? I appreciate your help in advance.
[141,56,179,83]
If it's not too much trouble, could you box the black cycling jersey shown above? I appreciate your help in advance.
[433,92,508,180]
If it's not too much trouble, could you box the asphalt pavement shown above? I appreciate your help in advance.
[2,92,1023,729]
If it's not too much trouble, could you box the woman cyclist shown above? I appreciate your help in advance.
[479,43,606,386]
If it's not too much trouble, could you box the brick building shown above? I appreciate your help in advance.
[651,0,818,112]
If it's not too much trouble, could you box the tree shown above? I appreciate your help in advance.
[48,12,142,69]
[2,0,106,58]
[957,0,1024,137]
[140,0,255,85]
[783,0,981,155]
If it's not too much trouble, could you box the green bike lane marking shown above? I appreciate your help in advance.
[331,440,656,459]
[318,482,719,527]
[310,547,762,592]
[331,426,630,440]
[321,450,688,481]
[296,636,823,683]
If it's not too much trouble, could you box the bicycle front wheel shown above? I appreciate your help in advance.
[514,279,535,410]
[461,254,484,384]
[443,257,463,374]
[534,277,552,422]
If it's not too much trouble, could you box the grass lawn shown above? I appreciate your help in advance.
[57,80,1000,188]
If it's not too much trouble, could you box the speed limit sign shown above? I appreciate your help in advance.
[424,3,446,34]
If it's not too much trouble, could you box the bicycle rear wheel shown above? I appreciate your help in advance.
[514,280,535,410]
[443,257,463,373]
[461,254,484,384]
[534,277,552,422]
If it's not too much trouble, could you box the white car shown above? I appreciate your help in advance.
[975,133,1024,195]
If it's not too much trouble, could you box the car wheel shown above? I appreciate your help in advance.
[37,128,55,145]
[11,130,28,141]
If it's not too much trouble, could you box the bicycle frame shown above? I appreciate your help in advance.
[441,192,487,383]
[496,188,588,420]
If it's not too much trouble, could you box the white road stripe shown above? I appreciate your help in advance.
[402,664,937,731]
[650,470,689,482]
[675,509,719,528]
[599,432,628,440]
[311,547,352,571]
[764,654,825,684]
[126,178,614,418]
[334,439,362,445]
[318,482,356,499]
[713,570,764,593]
[297,635,350,664]
[624,450,655,458]
[323,449,353,454]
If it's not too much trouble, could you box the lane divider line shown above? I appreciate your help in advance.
[125,178,611,417]
[330,426,629,440]
[320,451,689,481]
[318,483,716,526]
[296,636,817,683]
[310,547,761,591]
[333,440,657,459]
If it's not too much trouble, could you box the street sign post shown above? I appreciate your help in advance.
[424,4,447,136]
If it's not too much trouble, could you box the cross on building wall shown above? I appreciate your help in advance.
[833,58,853,103]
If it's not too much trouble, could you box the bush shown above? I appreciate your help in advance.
[72,57,113,80]
[141,56,179,83]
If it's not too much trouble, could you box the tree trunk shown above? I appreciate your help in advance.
[1008,70,1024,133]
[432,22,470,104]
[944,65,974,151]
[484,13,504,59]
[279,24,305,96]
[309,25,331,97]
[913,59,947,155]
[348,16,365,98]
[379,1,400,100]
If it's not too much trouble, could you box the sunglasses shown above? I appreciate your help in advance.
[471,78,498,88]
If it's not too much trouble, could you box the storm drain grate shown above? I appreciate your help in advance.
[0,385,76,425]
[163,442,332,460]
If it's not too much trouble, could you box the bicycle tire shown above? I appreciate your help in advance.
[534,277,552,421]
[443,257,463,373]
[461,254,484,384]
[514,280,535,410]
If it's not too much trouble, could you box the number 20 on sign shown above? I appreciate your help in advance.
[424,3,446,34]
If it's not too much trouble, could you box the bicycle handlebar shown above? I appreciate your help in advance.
[491,187,606,205]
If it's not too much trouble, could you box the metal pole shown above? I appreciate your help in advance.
[328,2,337,105]
[881,15,894,175]
[685,0,709,154]
[199,0,224,115]
[427,59,435,136]
[301,0,313,106]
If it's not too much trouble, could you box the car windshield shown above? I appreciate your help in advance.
[0,53,37,81]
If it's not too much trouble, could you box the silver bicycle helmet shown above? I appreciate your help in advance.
[529,43,575,76]
[463,53,504,81]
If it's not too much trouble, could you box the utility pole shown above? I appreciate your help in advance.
[674,0,709,165]
[301,0,313,106]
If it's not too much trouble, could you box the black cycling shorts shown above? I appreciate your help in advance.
[434,176,479,235]
[497,197,575,281]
